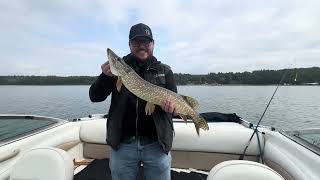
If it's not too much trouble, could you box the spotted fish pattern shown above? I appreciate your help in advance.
[107,48,209,135]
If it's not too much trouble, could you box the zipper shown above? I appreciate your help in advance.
[135,97,139,139]
[147,67,157,71]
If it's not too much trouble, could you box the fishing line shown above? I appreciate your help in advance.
[239,68,290,160]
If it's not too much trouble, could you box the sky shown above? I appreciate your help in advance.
[0,0,319,76]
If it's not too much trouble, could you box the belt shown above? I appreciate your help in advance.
[121,136,157,145]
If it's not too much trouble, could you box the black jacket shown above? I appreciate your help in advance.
[89,54,177,153]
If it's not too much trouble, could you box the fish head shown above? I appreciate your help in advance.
[107,48,133,77]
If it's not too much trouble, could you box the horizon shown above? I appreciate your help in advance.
[1,66,319,77]
[1,1,320,76]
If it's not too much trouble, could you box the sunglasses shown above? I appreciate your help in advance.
[130,38,153,47]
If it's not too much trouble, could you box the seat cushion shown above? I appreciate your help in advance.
[10,147,74,180]
[173,122,264,155]
[207,160,284,180]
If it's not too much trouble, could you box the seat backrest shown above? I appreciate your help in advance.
[10,147,74,180]
[207,160,284,180]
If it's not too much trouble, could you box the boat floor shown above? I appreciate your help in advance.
[74,159,208,180]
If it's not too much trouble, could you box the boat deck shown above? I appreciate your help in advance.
[74,158,208,180]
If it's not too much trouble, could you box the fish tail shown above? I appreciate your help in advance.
[192,113,209,135]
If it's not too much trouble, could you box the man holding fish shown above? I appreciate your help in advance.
[89,23,177,180]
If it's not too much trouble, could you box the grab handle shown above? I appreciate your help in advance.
[0,149,20,162]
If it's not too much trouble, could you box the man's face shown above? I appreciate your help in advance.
[129,37,154,60]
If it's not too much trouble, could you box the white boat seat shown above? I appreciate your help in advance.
[10,147,74,180]
[207,160,285,180]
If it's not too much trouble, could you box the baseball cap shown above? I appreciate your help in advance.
[129,23,153,41]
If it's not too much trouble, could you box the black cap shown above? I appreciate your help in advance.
[129,23,153,41]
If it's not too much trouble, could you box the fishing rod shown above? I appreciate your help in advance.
[239,68,290,160]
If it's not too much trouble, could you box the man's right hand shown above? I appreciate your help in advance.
[101,61,115,77]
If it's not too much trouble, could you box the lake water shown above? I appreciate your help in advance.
[0,85,319,130]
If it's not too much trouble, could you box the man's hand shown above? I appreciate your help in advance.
[101,61,115,77]
[161,100,177,116]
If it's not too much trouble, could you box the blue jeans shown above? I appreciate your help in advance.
[109,139,171,180]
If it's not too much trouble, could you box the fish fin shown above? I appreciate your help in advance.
[191,113,209,136]
[181,95,199,109]
[116,77,122,92]
[145,102,155,116]
[195,123,200,136]
[179,114,189,124]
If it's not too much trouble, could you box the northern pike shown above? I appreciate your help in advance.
[107,48,209,135]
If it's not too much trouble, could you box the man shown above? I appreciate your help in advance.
[89,23,177,180]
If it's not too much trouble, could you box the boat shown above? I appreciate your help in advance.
[0,112,319,180]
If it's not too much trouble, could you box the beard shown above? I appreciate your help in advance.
[131,47,153,60]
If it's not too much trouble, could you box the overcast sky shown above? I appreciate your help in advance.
[1,0,319,76]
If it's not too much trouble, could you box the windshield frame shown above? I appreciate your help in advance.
[281,129,320,156]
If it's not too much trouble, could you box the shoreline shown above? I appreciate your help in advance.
[0,84,319,86]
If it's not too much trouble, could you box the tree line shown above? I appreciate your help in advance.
[0,67,319,85]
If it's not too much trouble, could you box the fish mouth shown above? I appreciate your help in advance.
[107,48,120,76]
[108,48,136,76]
[107,48,118,59]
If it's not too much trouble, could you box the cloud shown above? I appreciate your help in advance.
[0,0,319,75]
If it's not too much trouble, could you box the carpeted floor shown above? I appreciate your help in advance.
[74,159,207,180]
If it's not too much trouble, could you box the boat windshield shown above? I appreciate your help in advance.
[284,129,320,155]
[0,115,65,145]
